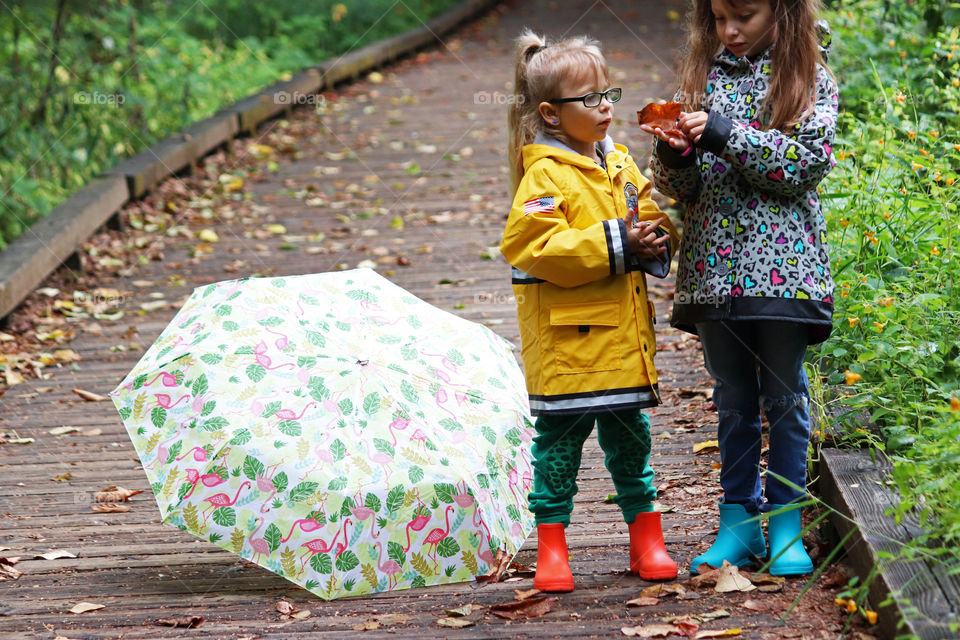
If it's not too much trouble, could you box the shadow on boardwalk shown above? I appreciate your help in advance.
[0,1,869,638]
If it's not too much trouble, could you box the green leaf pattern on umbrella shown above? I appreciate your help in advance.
[111,270,534,599]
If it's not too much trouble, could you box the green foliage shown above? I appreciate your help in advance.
[0,0,459,247]
[814,0,960,568]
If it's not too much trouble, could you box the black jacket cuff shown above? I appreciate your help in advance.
[697,111,733,155]
[655,139,696,169]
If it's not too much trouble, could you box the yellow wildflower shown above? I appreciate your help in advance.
[950,396,960,411]
[865,610,878,624]
[847,318,860,328]
[931,246,940,256]
[873,321,886,332]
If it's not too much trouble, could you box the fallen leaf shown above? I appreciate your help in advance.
[94,486,142,502]
[641,583,686,598]
[82,429,103,437]
[741,599,764,611]
[352,620,380,631]
[514,588,541,601]
[490,596,558,620]
[626,596,660,607]
[51,473,72,482]
[37,550,76,560]
[437,617,474,628]
[698,609,731,621]
[622,624,678,637]
[377,613,408,625]
[291,610,311,620]
[155,615,203,628]
[0,557,22,580]
[49,427,80,436]
[693,440,720,454]
[275,601,296,615]
[90,503,131,513]
[69,602,105,614]
[475,548,510,585]
[72,388,106,402]
[266,224,287,235]
[688,567,721,588]
[444,604,475,617]
[694,629,741,638]
[715,561,755,593]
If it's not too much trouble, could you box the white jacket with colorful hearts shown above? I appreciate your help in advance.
[651,25,838,344]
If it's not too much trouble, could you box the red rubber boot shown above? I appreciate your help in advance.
[628,511,679,580]
[533,523,574,592]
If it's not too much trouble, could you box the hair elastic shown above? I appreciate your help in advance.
[526,44,547,60]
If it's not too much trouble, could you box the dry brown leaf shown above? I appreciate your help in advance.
[69,602,105,614]
[757,584,783,593]
[94,486,143,502]
[475,547,510,585]
[352,620,380,631]
[444,604,475,617]
[82,428,103,437]
[90,503,131,513]
[275,600,296,614]
[688,567,721,587]
[715,561,755,593]
[622,624,679,637]
[747,572,785,585]
[489,596,558,620]
[51,473,72,482]
[514,588,541,601]
[0,557,22,580]
[72,388,107,402]
[641,582,687,598]
[626,596,660,607]
[290,610,311,620]
[741,599,765,611]
[155,615,203,628]
[49,426,80,436]
[377,613,408,625]
[698,609,731,621]
[437,617,474,628]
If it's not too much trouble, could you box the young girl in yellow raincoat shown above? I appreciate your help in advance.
[500,29,680,592]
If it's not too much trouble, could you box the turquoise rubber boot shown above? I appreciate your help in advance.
[690,503,766,575]
[767,504,814,576]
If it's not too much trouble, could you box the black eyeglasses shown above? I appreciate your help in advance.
[548,87,622,108]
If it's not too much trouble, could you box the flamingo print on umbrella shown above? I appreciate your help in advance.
[201,480,251,523]
[155,392,191,409]
[249,516,271,563]
[181,467,228,499]
[144,371,179,388]
[175,446,209,463]
[423,505,455,569]
[373,538,402,590]
[299,518,352,571]
[255,460,287,513]
[279,515,325,543]
[253,340,294,371]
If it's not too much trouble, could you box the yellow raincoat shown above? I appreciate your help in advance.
[500,135,678,415]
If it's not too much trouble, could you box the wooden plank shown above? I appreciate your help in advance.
[103,135,198,199]
[181,112,239,158]
[819,448,960,639]
[0,176,129,319]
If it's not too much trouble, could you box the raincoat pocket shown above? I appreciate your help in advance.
[549,301,621,374]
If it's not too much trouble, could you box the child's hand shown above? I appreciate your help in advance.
[624,214,670,260]
[639,122,690,151]
[678,111,709,144]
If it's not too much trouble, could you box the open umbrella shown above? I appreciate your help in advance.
[110,269,534,599]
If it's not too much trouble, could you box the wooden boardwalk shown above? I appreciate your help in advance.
[1,1,865,638]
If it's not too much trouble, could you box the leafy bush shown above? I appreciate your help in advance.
[0,0,457,247]
[815,1,960,549]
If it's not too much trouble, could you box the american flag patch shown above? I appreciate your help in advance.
[523,196,555,216]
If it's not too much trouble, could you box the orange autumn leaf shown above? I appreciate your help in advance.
[638,102,683,136]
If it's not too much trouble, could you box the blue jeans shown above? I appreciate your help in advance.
[696,321,811,512]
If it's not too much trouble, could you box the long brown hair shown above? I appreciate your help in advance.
[507,29,609,194]
[678,0,827,131]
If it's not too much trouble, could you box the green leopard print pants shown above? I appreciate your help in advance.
[528,410,657,525]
